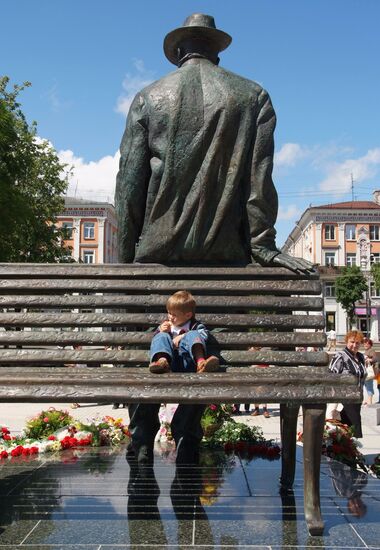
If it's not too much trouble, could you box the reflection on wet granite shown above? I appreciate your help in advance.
[0,443,379,547]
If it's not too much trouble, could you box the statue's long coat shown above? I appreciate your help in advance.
[115,58,279,265]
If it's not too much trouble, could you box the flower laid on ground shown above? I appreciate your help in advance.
[24,408,74,439]
[201,405,281,459]
[0,409,130,462]
[201,404,234,435]
[79,416,130,447]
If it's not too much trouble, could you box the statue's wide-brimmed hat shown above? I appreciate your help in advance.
[164,13,232,65]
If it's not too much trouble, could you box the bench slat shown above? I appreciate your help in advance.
[0,278,322,295]
[0,330,327,348]
[0,349,329,366]
[0,263,320,280]
[0,367,359,404]
[0,312,325,329]
[0,294,324,311]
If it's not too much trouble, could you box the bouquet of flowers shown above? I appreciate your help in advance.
[205,420,280,458]
[24,408,74,439]
[79,416,130,447]
[0,409,130,462]
[201,404,234,436]
[323,420,367,471]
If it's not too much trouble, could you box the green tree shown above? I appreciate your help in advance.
[371,262,380,294]
[0,76,72,262]
[335,266,367,330]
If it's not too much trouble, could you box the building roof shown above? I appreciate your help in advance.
[64,196,114,208]
[311,200,380,210]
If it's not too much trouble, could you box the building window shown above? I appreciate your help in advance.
[84,222,95,239]
[325,252,335,266]
[324,224,335,240]
[370,225,380,241]
[62,222,73,239]
[346,253,357,267]
[83,250,95,264]
[324,282,336,297]
[370,253,380,265]
[370,282,380,297]
[326,312,336,331]
[345,224,356,240]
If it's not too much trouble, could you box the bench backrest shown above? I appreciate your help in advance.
[0,263,360,404]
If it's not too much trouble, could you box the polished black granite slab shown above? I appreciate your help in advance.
[0,444,379,549]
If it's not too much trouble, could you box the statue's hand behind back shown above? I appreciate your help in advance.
[272,252,316,275]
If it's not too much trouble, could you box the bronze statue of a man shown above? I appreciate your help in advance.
[115,13,311,273]
[115,14,312,465]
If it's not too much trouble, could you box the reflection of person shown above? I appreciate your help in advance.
[327,329,337,351]
[329,460,368,518]
[329,331,366,437]
[362,337,377,405]
[149,290,219,374]
[127,461,167,545]
[115,13,313,275]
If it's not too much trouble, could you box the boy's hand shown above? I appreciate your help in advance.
[159,320,171,333]
[172,334,185,348]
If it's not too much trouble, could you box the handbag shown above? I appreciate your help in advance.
[366,363,376,381]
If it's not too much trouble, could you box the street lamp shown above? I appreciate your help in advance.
[360,256,371,338]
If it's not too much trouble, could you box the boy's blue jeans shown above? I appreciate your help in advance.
[150,331,206,372]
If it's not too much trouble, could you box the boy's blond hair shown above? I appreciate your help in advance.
[166,290,196,315]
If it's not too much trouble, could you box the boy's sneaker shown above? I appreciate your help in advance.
[149,357,170,374]
[197,356,220,373]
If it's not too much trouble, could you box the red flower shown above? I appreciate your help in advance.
[43,417,49,423]
[78,437,91,446]
[10,446,23,457]
[332,443,344,454]
[0,450,8,459]
[30,447,39,454]
[1,427,10,434]
[209,405,217,411]
[22,448,30,456]
[60,436,78,449]
[48,435,57,441]
[3,434,11,441]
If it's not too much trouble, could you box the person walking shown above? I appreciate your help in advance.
[327,329,337,351]
[362,337,377,406]
[329,330,366,438]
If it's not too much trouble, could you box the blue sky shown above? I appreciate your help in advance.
[1,0,380,246]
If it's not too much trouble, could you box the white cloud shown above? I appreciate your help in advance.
[115,59,155,116]
[319,148,380,193]
[277,204,301,220]
[59,149,120,203]
[275,143,308,167]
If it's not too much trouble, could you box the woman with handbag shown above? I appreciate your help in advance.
[329,330,366,438]
[362,337,377,406]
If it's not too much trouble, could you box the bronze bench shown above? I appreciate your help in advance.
[0,263,360,535]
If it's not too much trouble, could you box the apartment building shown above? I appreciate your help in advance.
[57,197,118,264]
[282,191,380,340]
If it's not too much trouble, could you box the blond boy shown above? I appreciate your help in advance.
[149,290,219,374]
